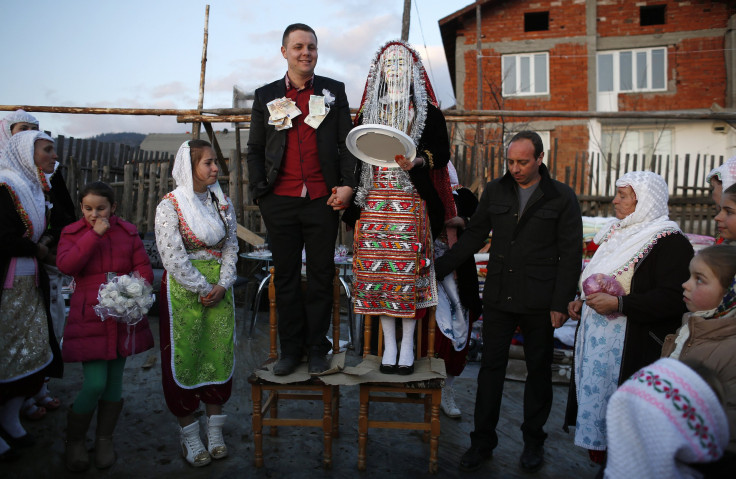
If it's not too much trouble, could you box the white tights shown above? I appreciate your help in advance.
[379,315,416,367]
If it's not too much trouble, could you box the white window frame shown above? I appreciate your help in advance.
[597,47,667,94]
[598,128,673,164]
[501,52,549,97]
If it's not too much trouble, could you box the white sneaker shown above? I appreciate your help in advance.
[441,385,461,418]
[180,421,211,467]
[206,414,228,459]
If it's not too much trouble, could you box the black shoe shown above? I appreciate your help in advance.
[520,443,544,472]
[308,354,329,376]
[459,444,492,472]
[397,364,414,375]
[273,355,301,376]
[379,363,397,374]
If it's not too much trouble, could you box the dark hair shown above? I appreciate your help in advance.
[79,181,115,206]
[282,23,317,47]
[188,139,213,171]
[682,359,727,406]
[695,245,736,289]
[508,130,544,159]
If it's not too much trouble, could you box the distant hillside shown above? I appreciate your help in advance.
[88,132,146,147]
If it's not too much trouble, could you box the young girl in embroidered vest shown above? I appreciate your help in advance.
[661,245,736,472]
[154,140,238,468]
[56,181,154,472]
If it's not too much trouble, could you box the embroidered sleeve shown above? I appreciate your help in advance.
[155,199,211,295]
[217,199,239,290]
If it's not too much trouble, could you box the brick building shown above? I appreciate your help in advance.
[439,0,736,190]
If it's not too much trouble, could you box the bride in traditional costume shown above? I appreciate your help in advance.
[348,40,452,374]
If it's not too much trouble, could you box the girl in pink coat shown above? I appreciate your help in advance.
[56,181,154,472]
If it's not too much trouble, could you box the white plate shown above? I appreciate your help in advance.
[346,124,416,168]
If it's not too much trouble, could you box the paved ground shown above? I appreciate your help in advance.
[2,305,597,479]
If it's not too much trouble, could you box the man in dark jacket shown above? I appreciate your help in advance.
[435,131,582,473]
[246,23,356,376]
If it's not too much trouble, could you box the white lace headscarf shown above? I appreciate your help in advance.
[707,155,736,192]
[581,171,681,291]
[0,130,54,242]
[171,141,228,246]
[0,110,39,155]
[605,358,728,479]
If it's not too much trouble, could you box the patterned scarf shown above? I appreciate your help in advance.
[605,358,728,478]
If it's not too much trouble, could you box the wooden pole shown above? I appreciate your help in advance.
[401,0,411,41]
[122,163,134,221]
[475,3,483,146]
[192,5,210,140]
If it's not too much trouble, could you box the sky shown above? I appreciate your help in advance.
[1,0,472,138]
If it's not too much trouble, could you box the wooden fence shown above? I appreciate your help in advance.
[55,135,720,240]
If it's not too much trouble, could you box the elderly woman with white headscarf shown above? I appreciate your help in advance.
[0,110,75,423]
[564,171,694,464]
[154,139,238,468]
[0,110,40,154]
[0,130,64,460]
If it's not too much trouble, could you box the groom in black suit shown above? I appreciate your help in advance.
[247,23,356,376]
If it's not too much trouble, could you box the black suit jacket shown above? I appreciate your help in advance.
[246,75,356,201]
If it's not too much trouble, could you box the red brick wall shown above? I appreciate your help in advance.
[617,37,727,111]
[459,0,587,45]
[597,0,734,36]
[451,0,733,136]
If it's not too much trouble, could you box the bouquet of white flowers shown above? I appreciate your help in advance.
[93,273,154,325]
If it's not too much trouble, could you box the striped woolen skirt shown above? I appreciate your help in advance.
[353,186,437,319]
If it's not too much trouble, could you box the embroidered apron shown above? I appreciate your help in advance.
[166,259,234,388]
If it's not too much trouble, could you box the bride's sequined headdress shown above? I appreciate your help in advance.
[354,40,439,206]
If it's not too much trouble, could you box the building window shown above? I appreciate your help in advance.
[599,128,672,166]
[640,5,666,26]
[502,52,549,97]
[524,11,549,32]
[597,47,667,93]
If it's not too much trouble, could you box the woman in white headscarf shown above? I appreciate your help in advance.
[0,110,40,154]
[0,110,74,422]
[0,131,64,460]
[564,171,694,464]
[154,139,238,468]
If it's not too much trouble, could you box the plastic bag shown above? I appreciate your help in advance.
[93,272,154,325]
[582,273,625,296]
[582,273,625,318]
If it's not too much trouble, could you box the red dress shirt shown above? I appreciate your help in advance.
[272,74,328,199]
